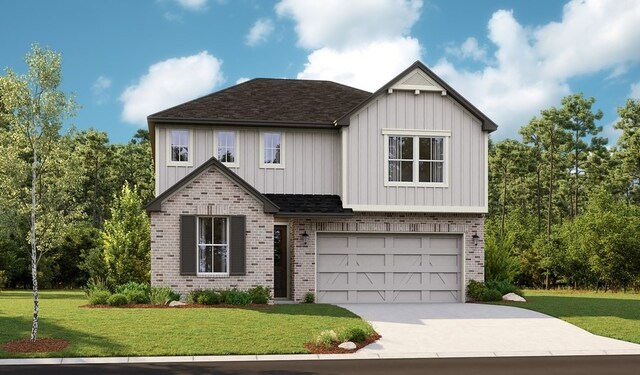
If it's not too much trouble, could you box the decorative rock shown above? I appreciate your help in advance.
[502,293,526,302]
[338,341,357,350]
[169,300,187,307]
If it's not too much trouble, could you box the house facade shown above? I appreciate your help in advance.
[146,61,497,303]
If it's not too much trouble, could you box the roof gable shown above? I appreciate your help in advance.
[145,156,279,213]
[336,61,498,132]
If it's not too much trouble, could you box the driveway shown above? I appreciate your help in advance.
[340,303,640,357]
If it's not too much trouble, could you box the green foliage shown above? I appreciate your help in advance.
[484,221,519,283]
[466,280,487,301]
[186,289,220,305]
[150,287,180,305]
[247,286,271,304]
[224,289,252,305]
[484,280,522,297]
[0,270,7,289]
[482,288,504,302]
[115,281,151,304]
[107,293,129,306]
[315,330,338,347]
[340,327,369,343]
[88,290,111,305]
[304,292,315,304]
[102,183,151,286]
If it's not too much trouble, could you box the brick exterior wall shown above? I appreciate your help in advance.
[150,166,485,302]
[288,213,485,302]
[150,166,274,296]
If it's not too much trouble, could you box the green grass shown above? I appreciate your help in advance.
[503,289,640,344]
[0,290,371,358]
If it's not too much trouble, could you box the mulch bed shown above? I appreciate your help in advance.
[305,333,381,354]
[2,338,69,353]
[81,303,273,309]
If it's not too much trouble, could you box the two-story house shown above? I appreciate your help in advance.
[145,61,497,303]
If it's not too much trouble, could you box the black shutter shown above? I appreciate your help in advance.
[229,215,246,276]
[180,215,197,276]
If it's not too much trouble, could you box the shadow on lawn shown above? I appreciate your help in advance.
[524,295,640,320]
[252,304,362,319]
[0,315,125,358]
[0,291,84,300]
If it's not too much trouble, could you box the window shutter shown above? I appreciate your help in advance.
[180,215,197,276]
[229,215,246,276]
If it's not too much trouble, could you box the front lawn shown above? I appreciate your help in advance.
[508,290,640,344]
[0,290,371,358]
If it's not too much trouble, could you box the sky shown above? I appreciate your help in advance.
[1,0,639,144]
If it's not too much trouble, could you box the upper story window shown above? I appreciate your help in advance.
[197,217,229,275]
[260,132,285,168]
[215,131,238,167]
[383,129,449,186]
[167,129,192,166]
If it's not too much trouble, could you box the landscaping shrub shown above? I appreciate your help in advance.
[116,281,151,304]
[197,290,221,305]
[303,292,315,304]
[224,289,252,305]
[341,327,368,343]
[466,280,487,301]
[315,330,338,347]
[150,287,180,305]
[482,288,504,302]
[485,280,523,297]
[248,286,271,304]
[186,289,206,304]
[88,290,111,305]
[107,293,129,306]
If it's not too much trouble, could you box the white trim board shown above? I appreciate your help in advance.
[344,204,488,214]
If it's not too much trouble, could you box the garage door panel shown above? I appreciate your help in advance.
[317,233,462,303]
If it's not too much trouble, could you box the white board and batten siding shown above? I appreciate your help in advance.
[343,90,488,212]
[155,126,341,196]
[316,233,463,303]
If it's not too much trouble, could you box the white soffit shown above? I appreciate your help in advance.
[389,68,446,95]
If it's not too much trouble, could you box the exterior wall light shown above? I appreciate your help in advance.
[302,231,309,245]
[472,232,479,246]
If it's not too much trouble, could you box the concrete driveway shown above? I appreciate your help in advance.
[340,303,640,357]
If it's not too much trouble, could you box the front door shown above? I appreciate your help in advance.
[273,225,288,298]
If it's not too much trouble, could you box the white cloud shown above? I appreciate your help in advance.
[92,76,111,94]
[276,0,423,49]
[445,37,488,62]
[433,0,640,138]
[235,77,250,85]
[631,82,640,99]
[298,38,421,91]
[175,0,208,11]
[120,51,224,125]
[277,0,423,91]
[246,18,274,46]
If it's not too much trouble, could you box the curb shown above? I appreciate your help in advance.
[2,349,640,366]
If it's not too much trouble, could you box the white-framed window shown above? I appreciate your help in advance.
[215,130,239,167]
[383,129,450,187]
[260,132,285,168]
[167,129,193,166]
[197,217,229,275]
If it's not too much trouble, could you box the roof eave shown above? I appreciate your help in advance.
[147,117,337,129]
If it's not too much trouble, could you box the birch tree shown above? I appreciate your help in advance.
[0,45,80,341]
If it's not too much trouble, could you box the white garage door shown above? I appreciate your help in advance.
[316,233,462,303]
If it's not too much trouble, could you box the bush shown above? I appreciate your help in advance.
[116,281,151,304]
[466,280,487,301]
[224,289,252,305]
[107,293,129,306]
[248,286,271,304]
[150,287,180,305]
[482,288,504,302]
[485,280,523,297]
[88,290,111,305]
[197,290,221,305]
[340,327,368,343]
[315,330,338,347]
[303,292,315,304]
[186,289,205,304]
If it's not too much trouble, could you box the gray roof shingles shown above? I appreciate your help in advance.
[148,78,371,125]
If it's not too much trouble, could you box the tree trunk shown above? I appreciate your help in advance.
[501,167,507,240]
[536,166,541,233]
[30,147,39,342]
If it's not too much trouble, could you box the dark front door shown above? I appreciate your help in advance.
[273,225,288,298]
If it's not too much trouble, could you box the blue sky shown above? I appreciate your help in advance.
[1,0,639,144]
